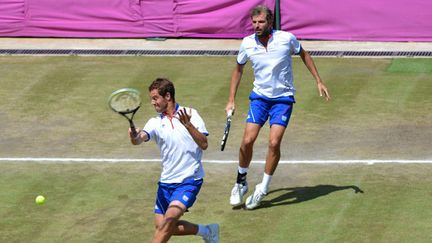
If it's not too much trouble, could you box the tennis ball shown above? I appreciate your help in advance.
[35,195,45,205]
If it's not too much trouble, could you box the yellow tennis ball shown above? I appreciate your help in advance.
[35,195,45,205]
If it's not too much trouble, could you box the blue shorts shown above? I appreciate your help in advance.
[154,178,203,215]
[247,91,295,127]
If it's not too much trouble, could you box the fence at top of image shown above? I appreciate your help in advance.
[1,0,432,41]
[1,49,432,57]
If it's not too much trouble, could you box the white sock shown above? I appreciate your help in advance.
[261,173,272,194]
[196,224,209,237]
[238,166,248,174]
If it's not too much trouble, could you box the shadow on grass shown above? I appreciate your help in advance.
[258,185,364,209]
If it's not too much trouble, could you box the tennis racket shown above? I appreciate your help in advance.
[108,88,141,137]
[220,109,233,151]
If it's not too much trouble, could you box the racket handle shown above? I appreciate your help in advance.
[129,121,138,138]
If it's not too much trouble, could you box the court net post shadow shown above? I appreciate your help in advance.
[258,185,364,209]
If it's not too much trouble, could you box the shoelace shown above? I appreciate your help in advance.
[253,190,265,201]
[231,185,240,195]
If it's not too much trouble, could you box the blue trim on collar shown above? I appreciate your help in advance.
[159,103,180,118]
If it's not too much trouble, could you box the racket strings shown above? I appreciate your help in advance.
[110,93,141,113]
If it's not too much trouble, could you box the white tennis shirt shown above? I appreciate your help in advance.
[143,104,208,183]
[237,30,301,98]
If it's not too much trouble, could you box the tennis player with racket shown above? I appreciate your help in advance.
[226,5,330,210]
[116,78,219,242]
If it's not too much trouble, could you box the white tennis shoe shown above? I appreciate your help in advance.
[230,182,248,206]
[245,183,266,210]
[202,224,219,243]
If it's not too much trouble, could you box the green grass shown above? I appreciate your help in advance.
[387,58,432,73]
[0,56,431,160]
[1,56,432,242]
[1,163,432,242]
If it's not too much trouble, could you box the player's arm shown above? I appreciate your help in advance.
[225,63,245,114]
[184,123,208,150]
[177,108,208,150]
[129,128,148,145]
[299,48,331,101]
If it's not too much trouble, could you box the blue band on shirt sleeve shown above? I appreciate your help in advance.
[143,130,151,142]
[295,45,302,55]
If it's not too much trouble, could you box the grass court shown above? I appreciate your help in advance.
[1,56,432,242]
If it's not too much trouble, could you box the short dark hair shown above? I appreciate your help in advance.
[250,5,273,23]
[148,78,175,102]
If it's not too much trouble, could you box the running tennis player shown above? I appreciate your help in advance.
[130,78,219,242]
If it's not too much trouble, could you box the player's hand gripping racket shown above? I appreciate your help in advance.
[108,88,141,138]
[220,110,233,151]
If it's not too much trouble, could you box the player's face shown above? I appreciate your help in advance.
[149,89,169,113]
[252,13,272,37]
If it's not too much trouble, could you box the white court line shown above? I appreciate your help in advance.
[0,157,431,164]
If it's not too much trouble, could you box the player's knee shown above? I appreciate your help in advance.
[242,136,256,148]
[155,218,176,234]
[154,223,161,231]
[268,139,281,150]
[154,220,165,231]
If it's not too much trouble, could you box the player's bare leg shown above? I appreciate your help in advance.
[264,124,286,176]
[153,201,189,242]
[230,123,262,206]
[246,124,286,209]
[239,123,262,168]
[153,201,219,242]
